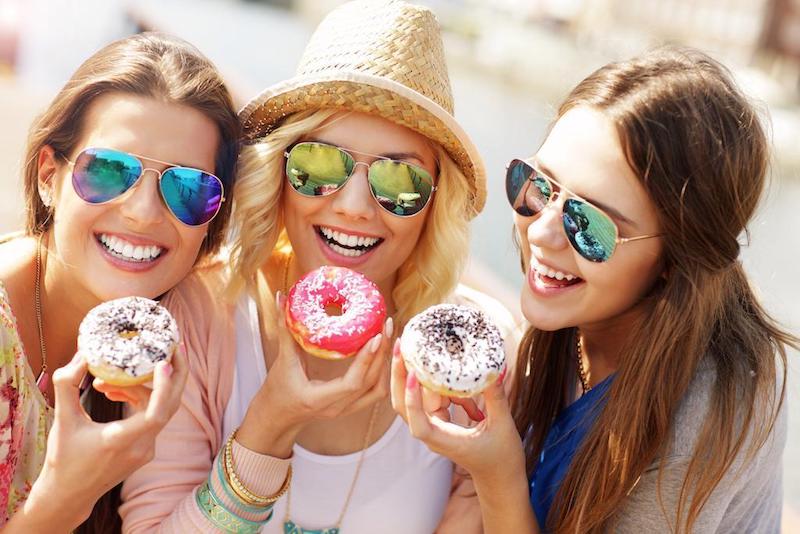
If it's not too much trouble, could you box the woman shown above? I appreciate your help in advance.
[120,1,518,532]
[393,47,796,532]
[0,32,239,532]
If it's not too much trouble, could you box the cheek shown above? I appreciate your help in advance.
[584,251,662,304]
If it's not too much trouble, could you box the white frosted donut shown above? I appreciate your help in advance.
[400,304,505,398]
[78,296,179,386]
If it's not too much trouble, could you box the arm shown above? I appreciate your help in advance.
[392,352,539,534]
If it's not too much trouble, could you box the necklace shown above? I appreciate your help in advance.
[34,233,50,399]
[283,402,381,534]
[576,331,591,394]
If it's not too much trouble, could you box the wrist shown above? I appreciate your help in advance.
[237,403,301,458]
[22,476,92,531]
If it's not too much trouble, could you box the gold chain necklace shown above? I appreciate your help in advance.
[34,233,50,399]
[576,331,591,394]
[283,402,381,532]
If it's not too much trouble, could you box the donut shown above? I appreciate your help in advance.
[284,266,386,359]
[400,304,505,398]
[78,296,179,386]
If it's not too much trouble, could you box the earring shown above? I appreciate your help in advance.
[39,189,52,207]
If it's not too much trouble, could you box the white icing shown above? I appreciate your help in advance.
[401,304,505,395]
[78,296,179,377]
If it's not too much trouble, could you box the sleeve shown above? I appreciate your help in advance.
[613,379,787,533]
[119,272,289,533]
[0,312,21,523]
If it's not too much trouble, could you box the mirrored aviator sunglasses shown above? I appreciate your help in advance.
[284,142,436,217]
[68,147,225,226]
[505,158,659,262]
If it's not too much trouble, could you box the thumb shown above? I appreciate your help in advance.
[52,353,89,422]
[482,377,511,421]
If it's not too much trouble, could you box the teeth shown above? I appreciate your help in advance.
[319,226,380,249]
[99,234,163,262]
[531,257,578,282]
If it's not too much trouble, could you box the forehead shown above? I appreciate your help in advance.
[311,112,435,162]
[76,93,219,171]
[536,106,655,225]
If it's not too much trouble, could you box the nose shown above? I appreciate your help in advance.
[526,195,570,252]
[117,167,168,227]
[330,162,377,220]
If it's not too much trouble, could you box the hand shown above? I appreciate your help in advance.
[390,342,524,484]
[236,292,392,457]
[25,348,188,528]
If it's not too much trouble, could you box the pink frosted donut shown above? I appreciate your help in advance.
[285,266,387,359]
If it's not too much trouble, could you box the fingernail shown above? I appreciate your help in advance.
[498,367,507,386]
[406,370,418,390]
[160,362,174,378]
[275,290,282,308]
[476,408,486,421]
[392,340,401,359]
[370,334,382,353]
[385,317,394,338]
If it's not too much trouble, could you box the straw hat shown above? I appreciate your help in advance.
[239,0,486,216]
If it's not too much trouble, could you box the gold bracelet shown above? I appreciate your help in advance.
[222,429,292,506]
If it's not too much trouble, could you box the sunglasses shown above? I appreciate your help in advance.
[284,142,436,217]
[505,158,659,262]
[65,147,225,226]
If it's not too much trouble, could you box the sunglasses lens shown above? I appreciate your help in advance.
[72,148,142,203]
[506,159,551,216]
[286,143,354,196]
[369,160,434,216]
[562,199,617,262]
[160,168,223,226]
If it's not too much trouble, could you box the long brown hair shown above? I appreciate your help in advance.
[511,47,797,533]
[20,32,240,533]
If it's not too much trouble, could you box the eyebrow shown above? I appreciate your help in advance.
[533,158,638,228]
[305,137,426,165]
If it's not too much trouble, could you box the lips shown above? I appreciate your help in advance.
[316,226,383,258]
[528,256,584,294]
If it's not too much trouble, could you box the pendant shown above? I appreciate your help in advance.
[283,519,339,534]
[36,370,50,398]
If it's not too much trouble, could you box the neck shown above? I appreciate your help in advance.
[40,237,102,372]
[577,302,649,386]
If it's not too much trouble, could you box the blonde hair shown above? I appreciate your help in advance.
[228,109,472,327]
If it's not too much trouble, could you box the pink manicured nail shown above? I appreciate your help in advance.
[475,408,486,421]
[160,362,174,378]
[498,367,507,386]
[370,334,383,353]
[406,370,418,390]
[385,317,394,338]
[392,340,401,359]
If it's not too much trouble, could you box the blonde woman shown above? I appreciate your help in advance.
[120,1,517,533]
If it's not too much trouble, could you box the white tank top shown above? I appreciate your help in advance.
[222,295,453,534]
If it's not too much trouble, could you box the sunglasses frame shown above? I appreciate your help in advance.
[284,141,437,218]
[506,158,660,262]
[62,147,225,227]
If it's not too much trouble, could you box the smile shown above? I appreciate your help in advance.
[316,226,383,258]
[530,256,583,289]
[98,233,164,263]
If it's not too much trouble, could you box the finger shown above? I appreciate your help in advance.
[482,379,511,421]
[311,333,382,401]
[53,353,89,422]
[404,370,435,441]
[141,351,185,431]
[421,387,445,414]
[390,341,408,419]
[451,397,486,422]
[93,380,152,409]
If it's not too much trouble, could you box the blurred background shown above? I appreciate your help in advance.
[0,0,798,529]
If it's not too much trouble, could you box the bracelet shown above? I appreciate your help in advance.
[222,429,292,506]
[196,480,272,534]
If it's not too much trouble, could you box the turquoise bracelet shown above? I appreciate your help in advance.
[215,452,275,515]
[196,480,272,534]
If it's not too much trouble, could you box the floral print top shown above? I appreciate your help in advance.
[0,281,52,525]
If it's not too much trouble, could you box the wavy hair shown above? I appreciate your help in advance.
[228,109,472,327]
[511,46,797,533]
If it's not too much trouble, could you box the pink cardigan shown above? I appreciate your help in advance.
[120,267,513,532]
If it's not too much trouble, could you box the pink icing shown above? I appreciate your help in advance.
[286,266,387,357]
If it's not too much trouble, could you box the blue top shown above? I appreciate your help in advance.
[528,375,614,530]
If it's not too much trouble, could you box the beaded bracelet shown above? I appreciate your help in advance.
[222,429,292,506]
[196,480,272,534]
